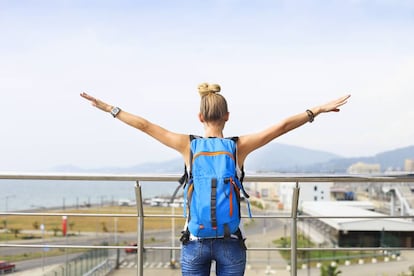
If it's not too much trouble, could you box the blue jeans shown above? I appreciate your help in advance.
[181,238,246,276]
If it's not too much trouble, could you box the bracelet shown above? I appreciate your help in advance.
[306,109,314,123]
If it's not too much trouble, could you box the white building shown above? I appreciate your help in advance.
[302,201,414,247]
[244,182,278,199]
[279,182,333,210]
[404,159,414,172]
[347,162,381,174]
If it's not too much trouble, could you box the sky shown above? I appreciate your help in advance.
[1,0,414,171]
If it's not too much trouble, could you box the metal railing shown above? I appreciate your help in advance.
[1,172,414,276]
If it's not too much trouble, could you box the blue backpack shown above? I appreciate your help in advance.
[179,135,250,239]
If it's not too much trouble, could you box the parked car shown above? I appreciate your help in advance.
[125,242,138,254]
[0,261,16,274]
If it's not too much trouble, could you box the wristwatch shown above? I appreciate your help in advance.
[110,106,121,118]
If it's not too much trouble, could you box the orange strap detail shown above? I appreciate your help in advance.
[192,151,235,163]
[188,184,194,195]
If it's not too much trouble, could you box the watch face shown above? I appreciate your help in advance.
[111,107,121,117]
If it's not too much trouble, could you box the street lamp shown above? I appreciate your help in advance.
[4,194,16,212]
[2,194,16,240]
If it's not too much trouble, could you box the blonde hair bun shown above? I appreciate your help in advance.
[198,83,221,97]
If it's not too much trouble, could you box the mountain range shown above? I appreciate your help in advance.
[52,143,414,174]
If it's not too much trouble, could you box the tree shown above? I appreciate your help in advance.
[33,221,39,230]
[1,220,7,229]
[320,264,342,276]
[101,222,108,232]
[51,226,61,237]
[9,228,21,238]
[69,222,75,231]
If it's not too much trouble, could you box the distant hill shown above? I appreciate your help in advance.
[52,158,183,174]
[243,143,341,173]
[306,145,414,173]
[51,143,414,174]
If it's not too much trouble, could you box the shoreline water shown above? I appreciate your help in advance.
[1,180,181,212]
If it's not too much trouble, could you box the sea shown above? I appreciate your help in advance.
[0,179,180,212]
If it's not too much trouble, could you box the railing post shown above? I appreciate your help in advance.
[135,181,144,276]
[169,183,182,269]
[291,181,300,276]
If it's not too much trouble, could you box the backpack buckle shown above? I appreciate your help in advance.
[180,229,190,245]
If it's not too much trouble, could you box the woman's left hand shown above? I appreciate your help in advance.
[80,92,112,112]
[320,94,351,113]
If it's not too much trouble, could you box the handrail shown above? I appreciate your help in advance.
[1,243,413,252]
[3,212,412,219]
[1,172,413,182]
[1,172,414,276]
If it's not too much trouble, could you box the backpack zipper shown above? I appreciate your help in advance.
[229,177,241,217]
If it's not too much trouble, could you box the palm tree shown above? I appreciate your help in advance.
[33,221,39,230]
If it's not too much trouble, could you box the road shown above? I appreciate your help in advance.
[4,213,414,276]
[6,203,413,276]
[2,211,284,274]
[1,232,135,273]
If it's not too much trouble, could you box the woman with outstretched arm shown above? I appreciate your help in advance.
[81,84,350,275]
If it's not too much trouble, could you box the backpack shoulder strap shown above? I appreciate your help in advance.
[225,136,243,178]
[226,136,239,143]
[178,134,201,186]
[226,136,249,198]
[190,134,202,141]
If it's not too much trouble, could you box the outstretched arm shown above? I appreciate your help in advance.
[80,92,189,157]
[237,94,350,166]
